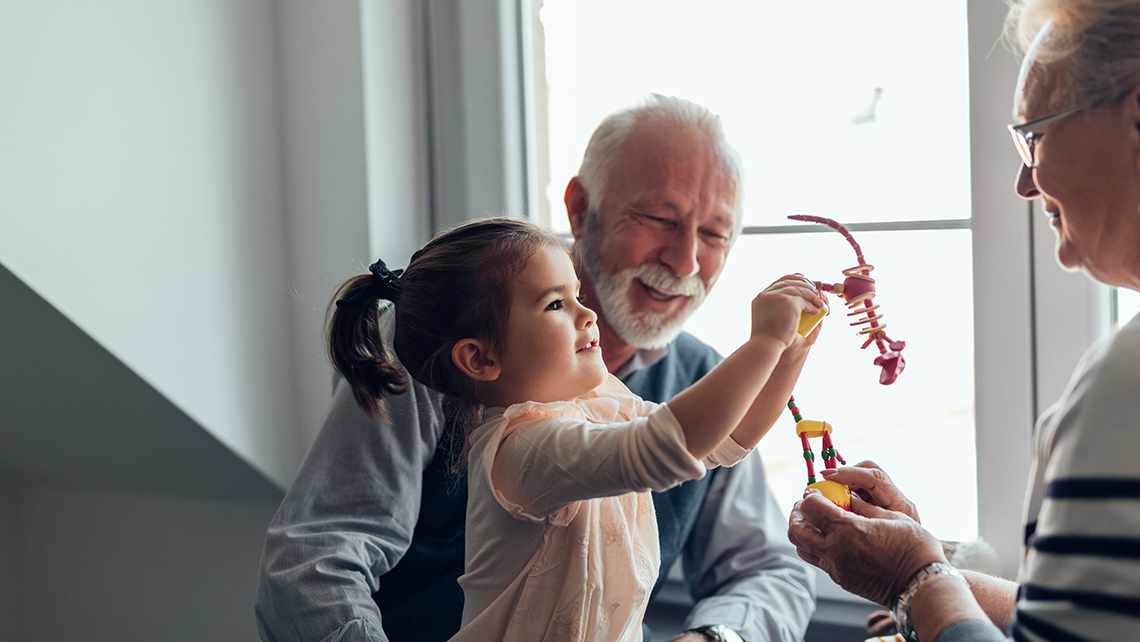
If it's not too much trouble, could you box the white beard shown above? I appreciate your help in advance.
[578,226,708,350]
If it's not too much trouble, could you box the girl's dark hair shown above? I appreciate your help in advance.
[327,217,565,421]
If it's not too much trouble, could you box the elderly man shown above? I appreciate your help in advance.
[257,95,815,642]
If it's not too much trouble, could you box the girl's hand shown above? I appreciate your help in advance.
[750,275,824,349]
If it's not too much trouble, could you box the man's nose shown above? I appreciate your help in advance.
[659,227,700,279]
[1015,163,1039,199]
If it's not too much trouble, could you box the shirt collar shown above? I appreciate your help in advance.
[612,344,669,379]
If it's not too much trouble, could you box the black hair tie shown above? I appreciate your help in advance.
[335,259,403,309]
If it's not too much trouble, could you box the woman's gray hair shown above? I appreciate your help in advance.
[575,94,745,239]
[1005,0,1140,109]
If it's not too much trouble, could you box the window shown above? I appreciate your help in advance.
[533,0,978,541]
[425,0,1113,613]
[1116,287,1140,328]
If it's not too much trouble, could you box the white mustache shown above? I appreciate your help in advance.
[631,264,706,298]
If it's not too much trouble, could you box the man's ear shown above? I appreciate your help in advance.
[565,176,590,240]
[452,339,501,382]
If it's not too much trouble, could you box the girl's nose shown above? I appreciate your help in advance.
[578,301,597,328]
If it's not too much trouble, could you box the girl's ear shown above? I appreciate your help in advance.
[1129,83,1140,172]
[452,339,501,382]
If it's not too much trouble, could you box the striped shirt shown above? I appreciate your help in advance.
[1011,315,1140,642]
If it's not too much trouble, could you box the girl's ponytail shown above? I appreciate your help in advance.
[327,259,406,418]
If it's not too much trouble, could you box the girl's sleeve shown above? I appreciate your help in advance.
[489,405,705,521]
[703,435,751,469]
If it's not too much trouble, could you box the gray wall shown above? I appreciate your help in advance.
[12,487,279,642]
[0,477,15,641]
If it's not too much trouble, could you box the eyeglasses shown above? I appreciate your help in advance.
[1008,99,1099,168]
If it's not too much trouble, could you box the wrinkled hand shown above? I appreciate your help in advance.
[788,489,946,606]
[820,460,920,522]
[750,274,824,349]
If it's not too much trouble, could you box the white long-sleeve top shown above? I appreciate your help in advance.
[454,375,748,642]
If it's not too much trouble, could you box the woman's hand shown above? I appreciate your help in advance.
[788,489,946,606]
[819,460,920,522]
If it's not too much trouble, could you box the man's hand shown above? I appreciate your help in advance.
[788,489,946,606]
[819,460,920,522]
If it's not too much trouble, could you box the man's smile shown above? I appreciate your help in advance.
[636,278,684,302]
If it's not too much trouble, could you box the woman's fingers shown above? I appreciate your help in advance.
[819,460,920,522]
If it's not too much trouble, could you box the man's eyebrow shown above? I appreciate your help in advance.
[706,211,735,228]
[629,198,680,214]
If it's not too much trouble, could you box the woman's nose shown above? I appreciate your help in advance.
[1015,162,1039,199]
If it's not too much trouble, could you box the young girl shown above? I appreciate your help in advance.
[328,217,822,642]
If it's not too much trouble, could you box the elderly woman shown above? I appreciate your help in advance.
[788,1,1140,641]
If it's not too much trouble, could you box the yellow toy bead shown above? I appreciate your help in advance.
[807,480,851,510]
[797,300,829,336]
[795,420,832,438]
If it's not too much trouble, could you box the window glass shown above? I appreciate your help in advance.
[536,0,977,542]
[1118,288,1140,327]
[538,0,971,231]
[687,229,977,540]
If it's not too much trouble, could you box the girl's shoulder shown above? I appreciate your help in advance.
[503,375,654,426]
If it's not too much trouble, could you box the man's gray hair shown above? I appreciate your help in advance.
[1006,0,1140,110]
[575,94,745,239]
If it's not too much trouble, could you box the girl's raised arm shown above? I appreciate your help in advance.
[667,276,822,459]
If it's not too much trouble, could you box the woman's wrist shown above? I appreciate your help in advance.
[907,570,988,642]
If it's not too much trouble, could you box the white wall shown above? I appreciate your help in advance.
[968,0,1039,577]
[13,486,278,642]
[0,0,299,488]
[273,0,370,448]
[275,0,431,447]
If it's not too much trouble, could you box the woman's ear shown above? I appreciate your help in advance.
[452,339,501,382]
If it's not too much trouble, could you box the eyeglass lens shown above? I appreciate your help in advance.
[1009,129,1035,167]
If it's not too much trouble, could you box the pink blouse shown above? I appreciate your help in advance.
[451,375,749,642]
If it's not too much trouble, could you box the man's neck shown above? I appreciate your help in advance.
[598,320,637,375]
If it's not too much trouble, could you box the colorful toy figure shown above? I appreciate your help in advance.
[788,214,906,385]
[786,215,907,511]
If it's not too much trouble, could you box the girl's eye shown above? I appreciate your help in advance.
[576,295,586,305]
[545,299,564,311]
